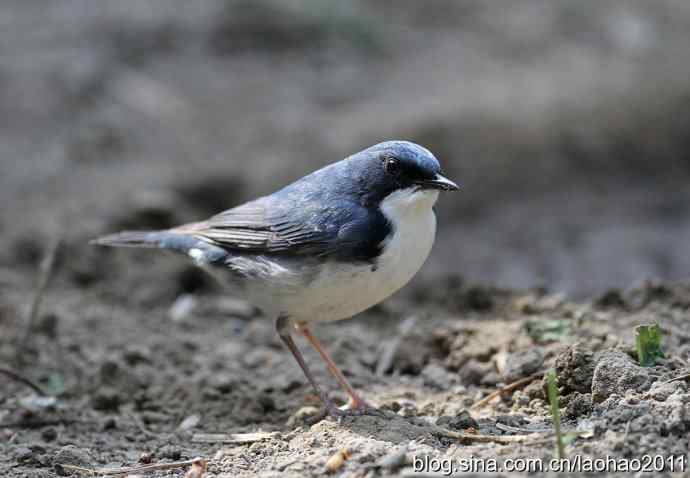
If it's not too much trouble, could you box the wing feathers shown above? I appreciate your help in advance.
[169,195,386,261]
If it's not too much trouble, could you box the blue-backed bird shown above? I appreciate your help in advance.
[92,141,458,417]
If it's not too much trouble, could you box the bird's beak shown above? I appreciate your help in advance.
[417,173,460,191]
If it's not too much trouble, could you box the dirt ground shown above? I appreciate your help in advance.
[2,1,690,477]
[2,277,690,477]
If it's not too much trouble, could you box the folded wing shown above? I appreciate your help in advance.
[177,196,389,261]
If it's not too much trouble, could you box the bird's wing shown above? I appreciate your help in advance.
[174,196,390,261]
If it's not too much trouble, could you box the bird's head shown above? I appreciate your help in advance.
[348,141,459,210]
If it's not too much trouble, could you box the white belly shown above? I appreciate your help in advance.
[242,188,438,321]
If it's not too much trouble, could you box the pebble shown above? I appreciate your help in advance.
[41,427,58,442]
[169,294,197,322]
[91,386,122,411]
[158,444,182,460]
[504,348,544,382]
[178,414,201,431]
[435,410,478,430]
[54,445,93,476]
[206,297,256,319]
[377,446,408,470]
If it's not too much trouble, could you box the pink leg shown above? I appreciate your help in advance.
[297,322,373,411]
[276,316,344,418]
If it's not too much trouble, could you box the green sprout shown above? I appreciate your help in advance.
[524,319,571,343]
[547,369,565,460]
[636,323,665,367]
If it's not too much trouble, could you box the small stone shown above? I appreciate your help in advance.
[36,313,60,339]
[523,380,546,400]
[515,293,564,314]
[41,427,58,442]
[102,417,117,430]
[377,446,408,470]
[480,371,500,387]
[595,289,626,308]
[178,414,201,431]
[122,346,152,366]
[396,401,418,418]
[514,295,540,314]
[19,395,57,412]
[512,390,530,407]
[92,387,122,411]
[99,359,121,381]
[462,286,494,310]
[13,446,34,463]
[206,297,256,319]
[495,414,528,428]
[158,444,182,460]
[54,445,93,476]
[458,359,494,386]
[436,410,478,430]
[139,451,154,464]
[325,449,350,473]
[380,401,401,413]
[169,294,197,322]
[257,394,276,412]
[504,348,544,382]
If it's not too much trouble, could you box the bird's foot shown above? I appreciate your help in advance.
[338,397,383,417]
[320,397,383,421]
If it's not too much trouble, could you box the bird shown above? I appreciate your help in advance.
[92,140,458,418]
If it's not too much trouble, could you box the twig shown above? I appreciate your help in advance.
[0,366,47,396]
[192,431,280,444]
[495,422,551,434]
[471,371,545,409]
[663,372,690,384]
[430,425,549,445]
[61,457,205,476]
[17,237,60,354]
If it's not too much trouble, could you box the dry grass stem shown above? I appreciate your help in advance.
[471,371,545,409]
[192,431,280,444]
[61,457,206,476]
[17,237,60,355]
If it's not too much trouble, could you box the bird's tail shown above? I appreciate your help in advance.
[90,230,228,263]
[90,230,171,248]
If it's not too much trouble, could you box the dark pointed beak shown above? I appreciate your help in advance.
[417,173,460,191]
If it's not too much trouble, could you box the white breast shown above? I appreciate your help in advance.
[243,188,439,322]
[376,187,439,292]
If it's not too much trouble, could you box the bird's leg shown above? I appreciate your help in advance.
[296,322,376,413]
[275,316,344,419]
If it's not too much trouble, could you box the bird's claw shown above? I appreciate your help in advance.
[323,398,383,420]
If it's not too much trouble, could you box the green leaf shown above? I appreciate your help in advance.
[561,432,579,446]
[524,319,571,343]
[40,373,66,396]
[636,323,665,367]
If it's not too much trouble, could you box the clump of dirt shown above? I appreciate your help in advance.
[554,345,596,395]
[591,351,654,403]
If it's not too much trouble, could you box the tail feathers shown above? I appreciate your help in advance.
[91,230,229,264]
[90,230,166,248]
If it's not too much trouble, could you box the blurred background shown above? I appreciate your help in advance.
[2,0,690,298]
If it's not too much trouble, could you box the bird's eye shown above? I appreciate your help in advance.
[384,157,400,174]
